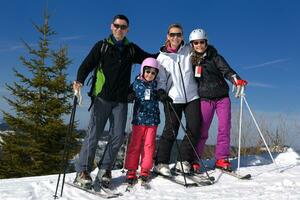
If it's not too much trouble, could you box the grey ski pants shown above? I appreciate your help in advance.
[75,97,127,172]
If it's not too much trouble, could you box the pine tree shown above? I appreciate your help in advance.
[0,12,79,178]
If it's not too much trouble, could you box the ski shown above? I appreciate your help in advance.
[185,174,214,186]
[125,179,138,192]
[93,178,123,196]
[66,182,119,199]
[205,166,251,180]
[125,183,136,192]
[140,179,151,190]
[171,171,214,186]
[152,172,198,187]
[218,169,251,180]
[189,172,215,182]
[98,184,123,196]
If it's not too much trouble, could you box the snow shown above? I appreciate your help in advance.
[1,148,300,200]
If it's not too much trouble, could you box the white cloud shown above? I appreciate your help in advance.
[59,35,83,41]
[248,82,276,88]
[0,45,23,52]
[0,42,38,53]
[243,58,290,70]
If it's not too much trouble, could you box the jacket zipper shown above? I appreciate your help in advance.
[178,61,188,103]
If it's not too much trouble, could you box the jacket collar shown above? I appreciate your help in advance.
[160,41,185,53]
[106,34,131,46]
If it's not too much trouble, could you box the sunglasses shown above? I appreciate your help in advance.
[113,23,128,30]
[145,70,157,76]
[169,32,182,37]
[192,40,206,45]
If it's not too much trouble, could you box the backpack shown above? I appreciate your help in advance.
[86,40,135,111]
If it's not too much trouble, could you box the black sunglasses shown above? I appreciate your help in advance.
[192,40,206,45]
[169,32,182,37]
[113,23,128,30]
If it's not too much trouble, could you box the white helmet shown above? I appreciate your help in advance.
[189,28,208,42]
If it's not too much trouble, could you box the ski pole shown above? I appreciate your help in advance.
[121,103,134,173]
[167,102,213,181]
[121,132,131,174]
[165,102,189,187]
[54,92,79,199]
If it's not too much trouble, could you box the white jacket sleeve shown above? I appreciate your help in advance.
[156,63,167,91]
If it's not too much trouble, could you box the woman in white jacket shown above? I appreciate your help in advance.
[154,24,201,176]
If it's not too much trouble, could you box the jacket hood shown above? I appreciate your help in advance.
[205,45,218,59]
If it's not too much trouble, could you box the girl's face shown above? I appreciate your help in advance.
[167,27,183,49]
[192,39,208,54]
[143,67,157,82]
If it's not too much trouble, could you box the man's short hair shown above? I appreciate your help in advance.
[112,14,129,26]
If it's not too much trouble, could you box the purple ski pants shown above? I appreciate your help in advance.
[196,97,231,160]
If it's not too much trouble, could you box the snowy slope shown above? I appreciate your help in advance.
[1,148,300,200]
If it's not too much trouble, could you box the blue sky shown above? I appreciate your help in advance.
[0,0,299,146]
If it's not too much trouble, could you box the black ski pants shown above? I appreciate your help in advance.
[156,99,201,164]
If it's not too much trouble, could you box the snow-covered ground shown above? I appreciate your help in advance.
[1,148,300,200]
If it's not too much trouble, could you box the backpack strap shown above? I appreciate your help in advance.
[128,43,135,60]
[87,40,109,111]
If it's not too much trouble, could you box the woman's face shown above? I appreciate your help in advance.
[192,39,208,54]
[167,27,183,49]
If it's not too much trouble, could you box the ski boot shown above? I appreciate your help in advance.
[126,170,138,185]
[140,169,150,183]
[96,169,112,188]
[74,170,92,189]
[101,170,112,188]
[175,161,191,174]
[190,162,201,174]
[140,169,151,189]
[215,159,232,172]
[153,163,172,177]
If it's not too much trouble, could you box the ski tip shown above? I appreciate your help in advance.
[185,183,198,187]
[241,174,252,180]
[209,176,215,182]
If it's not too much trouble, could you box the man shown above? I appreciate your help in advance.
[73,14,156,189]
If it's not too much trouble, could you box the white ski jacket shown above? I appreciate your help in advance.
[157,43,199,104]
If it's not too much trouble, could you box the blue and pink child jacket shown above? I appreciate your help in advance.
[131,77,160,126]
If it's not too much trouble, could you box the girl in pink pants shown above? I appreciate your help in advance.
[125,58,160,183]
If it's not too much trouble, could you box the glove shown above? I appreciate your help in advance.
[231,74,247,86]
[235,79,248,86]
[157,89,173,103]
[231,74,248,98]
[127,91,136,103]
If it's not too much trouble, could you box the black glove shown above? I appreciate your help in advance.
[127,91,136,103]
[157,89,173,103]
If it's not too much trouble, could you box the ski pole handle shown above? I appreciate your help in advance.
[73,81,83,106]
[74,89,83,106]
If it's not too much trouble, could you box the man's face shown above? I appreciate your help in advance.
[111,19,129,41]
